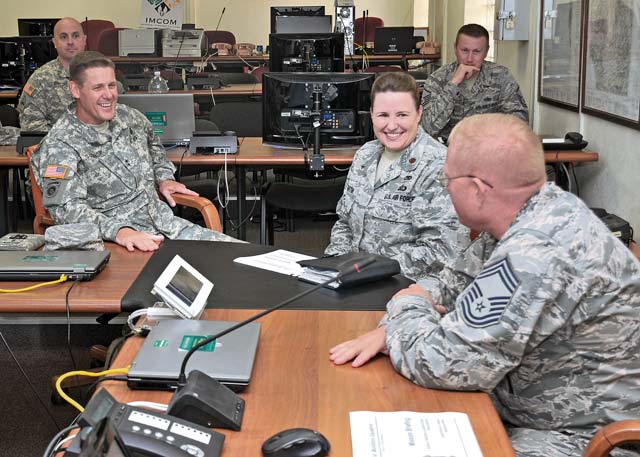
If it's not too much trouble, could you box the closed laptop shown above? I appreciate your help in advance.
[0,250,110,281]
[374,26,415,54]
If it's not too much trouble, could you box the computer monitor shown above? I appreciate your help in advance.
[18,18,60,37]
[270,6,325,34]
[262,72,374,149]
[269,33,344,72]
[274,15,332,34]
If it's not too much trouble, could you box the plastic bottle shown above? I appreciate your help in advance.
[148,71,169,93]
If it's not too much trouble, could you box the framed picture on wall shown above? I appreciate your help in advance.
[538,0,583,110]
[581,0,640,127]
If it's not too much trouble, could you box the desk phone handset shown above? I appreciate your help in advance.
[65,389,225,457]
[541,132,588,150]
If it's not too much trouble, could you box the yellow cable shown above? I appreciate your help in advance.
[0,274,68,293]
[55,367,130,412]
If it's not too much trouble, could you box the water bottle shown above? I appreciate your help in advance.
[148,71,169,93]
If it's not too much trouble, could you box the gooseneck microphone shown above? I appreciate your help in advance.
[215,7,226,31]
[167,256,377,430]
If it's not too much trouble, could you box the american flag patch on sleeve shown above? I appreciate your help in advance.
[43,165,69,179]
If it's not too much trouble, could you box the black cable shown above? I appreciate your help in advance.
[0,330,62,431]
[177,147,189,182]
[65,281,78,371]
[571,164,580,196]
[83,375,129,402]
[41,424,78,457]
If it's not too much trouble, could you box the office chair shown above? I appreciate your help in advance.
[96,27,126,56]
[208,100,262,137]
[584,421,640,457]
[354,16,384,46]
[260,176,346,245]
[81,19,115,51]
[26,146,224,234]
[204,30,236,46]
[0,105,30,229]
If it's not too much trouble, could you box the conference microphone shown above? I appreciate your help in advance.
[166,256,377,430]
[215,7,226,31]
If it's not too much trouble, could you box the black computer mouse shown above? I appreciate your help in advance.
[262,428,330,457]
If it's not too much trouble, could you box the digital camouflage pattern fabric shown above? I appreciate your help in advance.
[45,223,104,251]
[420,61,529,142]
[31,103,236,243]
[18,59,73,132]
[383,182,640,456]
[325,127,467,280]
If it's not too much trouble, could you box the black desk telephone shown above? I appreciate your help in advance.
[64,389,224,457]
[541,132,588,150]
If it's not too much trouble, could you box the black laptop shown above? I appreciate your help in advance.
[374,26,415,54]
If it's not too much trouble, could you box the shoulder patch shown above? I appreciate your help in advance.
[43,164,69,179]
[459,257,519,328]
[23,82,36,96]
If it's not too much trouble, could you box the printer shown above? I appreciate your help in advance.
[119,29,161,56]
[162,29,205,57]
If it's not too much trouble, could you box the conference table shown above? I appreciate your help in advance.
[102,308,515,456]
[0,239,515,455]
[0,142,600,239]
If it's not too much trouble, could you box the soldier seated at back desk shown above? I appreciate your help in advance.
[31,51,237,252]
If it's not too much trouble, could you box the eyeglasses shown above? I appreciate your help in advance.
[436,170,494,189]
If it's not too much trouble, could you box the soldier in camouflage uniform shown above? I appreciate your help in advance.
[325,72,465,281]
[18,17,86,131]
[31,52,236,252]
[420,24,528,142]
[330,114,640,456]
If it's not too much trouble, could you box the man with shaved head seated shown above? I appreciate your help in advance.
[330,114,640,456]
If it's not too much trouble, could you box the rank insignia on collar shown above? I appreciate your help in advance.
[459,257,519,328]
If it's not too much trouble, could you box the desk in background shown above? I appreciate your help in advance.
[103,308,516,456]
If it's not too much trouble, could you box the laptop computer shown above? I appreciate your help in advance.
[118,93,195,145]
[0,250,110,281]
[374,26,415,54]
[127,319,261,392]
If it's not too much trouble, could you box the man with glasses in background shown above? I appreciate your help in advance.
[330,113,640,456]
[420,24,528,143]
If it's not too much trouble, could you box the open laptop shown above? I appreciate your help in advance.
[374,26,415,54]
[118,93,195,145]
[127,319,261,392]
[0,250,110,281]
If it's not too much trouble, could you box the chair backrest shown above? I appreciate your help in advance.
[250,66,269,82]
[208,101,262,137]
[355,17,384,45]
[97,27,126,56]
[81,19,115,51]
[25,146,53,234]
[204,30,236,46]
[0,105,19,127]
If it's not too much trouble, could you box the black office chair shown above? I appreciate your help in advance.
[0,105,30,228]
[208,101,262,137]
[260,176,346,245]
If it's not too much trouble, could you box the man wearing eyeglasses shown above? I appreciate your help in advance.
[331,113,640,456]
[420,24,528,143]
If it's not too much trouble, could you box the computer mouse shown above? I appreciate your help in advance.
[262,428,330,457]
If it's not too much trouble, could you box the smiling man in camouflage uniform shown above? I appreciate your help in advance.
[420,24,528,143]
[331,113,640,456]
[31,51,236,252]
[18,17,87,131]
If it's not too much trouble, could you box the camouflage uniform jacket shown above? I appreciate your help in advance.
[31,103,233,242]
[325,127,466,280]
[18,59,72,131]
[384,182,640,436]
[420,60,529,141]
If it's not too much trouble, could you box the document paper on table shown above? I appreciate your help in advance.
[233,249,315,276]
[350,411,483,457]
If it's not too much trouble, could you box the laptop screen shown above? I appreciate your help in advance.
[118,93,195,145]
[374,26,415,54]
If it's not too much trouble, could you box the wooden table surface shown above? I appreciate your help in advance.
[0,244,151,313]
[103,308,515,457]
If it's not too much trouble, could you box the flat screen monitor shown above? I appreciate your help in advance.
[262,72,374,149]
[270,6,325,33]
[269,33,344,72]
[18,18,60,37]
[274,15,332,34]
